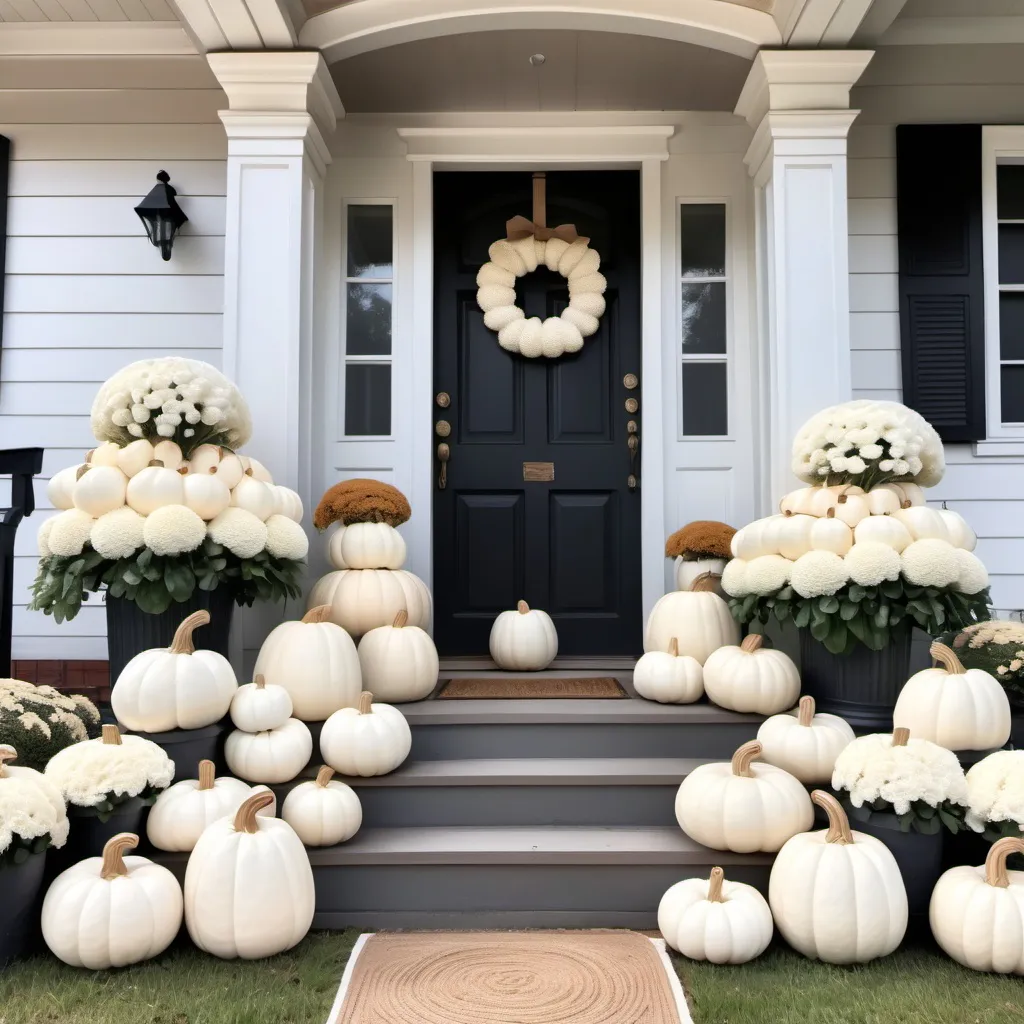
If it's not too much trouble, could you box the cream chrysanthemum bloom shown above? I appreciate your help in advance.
[844,541,902,587]
[47,509,95,557]
[790,550,849,598]
[0,775,69,856]
[207,506,267,559]
[721,558,749,597]
[744,554,792,595]
[37,516,54,558]
[143,504,206,556]
[90,507,145,560]
[953,549,989,595]
[264,514,309,560]
[900,538,960,588]
[964,750,1024,834]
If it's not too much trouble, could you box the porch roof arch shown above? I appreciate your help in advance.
[300,0,782,64]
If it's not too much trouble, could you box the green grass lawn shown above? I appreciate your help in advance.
[1,932,1021,1024]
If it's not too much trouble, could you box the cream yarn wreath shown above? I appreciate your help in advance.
[476,235,608,358]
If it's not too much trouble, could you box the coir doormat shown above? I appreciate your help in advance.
[327,930,689,1024]
[437,677,627,699]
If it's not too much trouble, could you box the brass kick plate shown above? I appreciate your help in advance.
[523,461,554,482]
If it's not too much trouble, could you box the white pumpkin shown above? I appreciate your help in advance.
[253,605,362,721]
[756,695,855,784]
[894,505,949,542]
[186,443,221,475]
[271,485,304,523]
[675,557,728,592]
[893,641,1011,752]
[87,441,122,467]
[658,866,774,965]
[47,464,85,510]
[865,487,902,516]
[126,460,185,515]
[41,833,182,969]
[831,490,870,529]
[282,765,362,847]
[703,633,800,715]
[930,837,1024,974]
[808,508,853,555]
[111,610,237,733]
[327,526,348,569]
[674,740,813,853]
[214,451,244,489]
[358,609,438,703]
[230,672,293,733]
[308,568,432,638]
[779,487,818,517]
[153,439,184,471]
[807,485,847,518]
[116,438,156,478]
[775,514,815,560]
[769,790,908,964]
[877,481,925,507]
[184,791,314,960]
[731,515,785,561]
[633,637,703,704]
[937,507,977,551]
[644,574,740,663]
[225,718,312,784]
[183,469,232,520]
[489,600,558,671]
[336,521,407,570]
[73,465,128,517]
[241,456,273,483]
[854,513,912,552]
[146,759,262,852]
[230,474,275,522]
[320,690,411,777]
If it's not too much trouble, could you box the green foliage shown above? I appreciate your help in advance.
[74,783,165,822]
[0,682,101,771]
[0,832,52,870]
[729,578,992,655]
[936,623,1024,711]
[842,793,970,836]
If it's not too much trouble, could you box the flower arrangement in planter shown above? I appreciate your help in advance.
[936,621,1024,713]
[0,679,101,771]
[665,520,736,593]
[964,749,1024,845]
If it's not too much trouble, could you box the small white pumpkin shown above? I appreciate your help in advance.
[42,833,182,969]
[808,508,853,555]
[47,464,85,510]
[808,485,847,518]
[111,610,237,733]
[116,438,156,478]
[183,469,232,520]
[930,837,1024,974]
[73,465,128,517]
[336,521,407,570]
[644,574,740,663]
[308,568,432,638]
[327,526,348,569]
[320,691,411,777]
[184,791,314,960]
[732,515,794,561]
[282,765,362,847]
[358,609,439,703]
[675,557,728,592]
[187,443,221,475]
[633,637,703,704]
[831,490,870,529]
[865,487,902,516]
[893,641,1011,752]
[703,633,800,716]
[153,439,184,471]
[756,695,855,784]
[253,605,362,722]
[779,487,818,517]
[230,672,293,733]
[658,866,774,965]
[770,790,908,964]
[88,441,122,468]
[675,740,813,853]
[877,481,925,507]
[489,600,558,671]
[240,456,273,483]
[775,514,815,561]
[854,513,912,552]
[230,474,275,522]
[126,460,185,515]
[271,485,304,523]
[225,718,313,784]
[894,505,949,542]
[214,451,244,489]
[937,507,977,551]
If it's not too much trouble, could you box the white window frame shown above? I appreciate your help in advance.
[340,198,397,441]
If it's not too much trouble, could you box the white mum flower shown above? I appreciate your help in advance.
[127,423,144,438]
[845,455,867,475]
[208,507,267,559]
[964,750,1024,833]
[901,538,960,588]
[37,517,55,558]
[721,558,749,597]
[829,455,849,473]
[131,404,150,423]
[200,406,224,426]
[844,542,901,587]
[111,409,133,427]
[142,504,206,556]
[954,549,989,594]
[90,507,145,560]
[0,776,68,856]
[264,515,309,560]
[744,554,793,595]
[47,509,95,557]
[790,550,849,598]
[859,444,884,460]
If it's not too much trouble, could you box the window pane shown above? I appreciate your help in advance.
[347,205,393,278]
[997,165,1024,220]
[681,282,726,354]
[998,224,1024,284]
[347,283,392,355]
[345,364,391,436]
[682,362,727,436]
[1000,293,1024,360]
[680,204,726,278]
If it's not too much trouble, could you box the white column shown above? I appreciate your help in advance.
[735,50,873,510]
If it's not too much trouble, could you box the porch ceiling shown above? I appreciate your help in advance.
[303,0,774,18]
[329,28,752,112]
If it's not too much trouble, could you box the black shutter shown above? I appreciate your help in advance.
[896,124,986,442]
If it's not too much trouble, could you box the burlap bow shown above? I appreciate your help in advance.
[505,214,589,246]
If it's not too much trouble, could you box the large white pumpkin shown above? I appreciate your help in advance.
[73,465,128,517]
[230,672,293,733]
[41,833,183,969]
[126,460,185,515]
[643,574,740,663]
[282,765,362,847]
[930,837,1024,974]
[756,696,855,784]
[703,633,800,715]
[184,791,314,960]
[253,605,362,722]
[632,637,703,704]
[308,568,432,638]
[320,691,411,777]
[675,557,728,593]
[111,609,237,733]
[769,790,908,964]
[489,600,558,671]
[893,641,1011,752]
[225,718,312,784]
[358,609,439,703]
[674,740,813,853]
[658,866,774,965]
[335,521,407,569]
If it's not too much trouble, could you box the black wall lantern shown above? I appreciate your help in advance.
[135,170,188,261]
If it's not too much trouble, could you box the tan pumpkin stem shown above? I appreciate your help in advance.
[706,867,725,903]
[929,641,966,675]
[690,573,721,593]
[233,791,274,834]
[85,449,95,462]
[254,674,267,689]
[208,466,218,475]
[147,459,165,468]
[170,610,210,654]
[76,464,90,480]
[984,837,1024,888]
[812,790,854,845]
[178,466,189,476]
[100,833,138,879]
[797,696,815,727]
[826,507,837,519]
[668,638,679,657]
[303,605,333,624]
[783,509,794,517]
[901,500,912,509]
[0,745,16,777]
[358,691,374,715]
[392,610,409,629]
[316,766,335,788]
[740,634,764,653]
[517,600,530,614]
[731,741,762,778]
[102,724,122,746]
[891,727,910,747]
[197,760,216,790]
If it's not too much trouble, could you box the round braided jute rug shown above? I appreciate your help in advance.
[332,931,682,1024]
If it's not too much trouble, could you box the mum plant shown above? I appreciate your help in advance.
[0,745,69,867]
[937,621,1024,711]
[964,750,1024,844]
[0,679,101,770]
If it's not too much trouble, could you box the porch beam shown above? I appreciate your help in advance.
[171,0,299,51]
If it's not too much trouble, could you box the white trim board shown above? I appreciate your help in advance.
[0,23,197,56]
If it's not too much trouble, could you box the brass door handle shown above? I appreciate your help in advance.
[627,432,639,491]
[437,442,450,490]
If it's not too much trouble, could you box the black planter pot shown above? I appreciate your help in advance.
[852,813,943,917]
[106,586,236,684]
[48,797,148,877]
[0,852,47,967]
[121,721,228,779]
[798,628,913,731]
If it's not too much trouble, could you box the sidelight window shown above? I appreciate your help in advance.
[679,203,728,437]
[994,163,1024,427]
[343,203,394,437]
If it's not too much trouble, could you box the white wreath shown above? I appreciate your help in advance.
[476,235,607,358]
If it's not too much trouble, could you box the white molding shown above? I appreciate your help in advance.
[247,0,300,47]
[881,16,1024,47]
[782,0,876,47]
[743,109,859,186]
[850,0,909,45]
[0,22,197,56]
[173,0,299,50]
